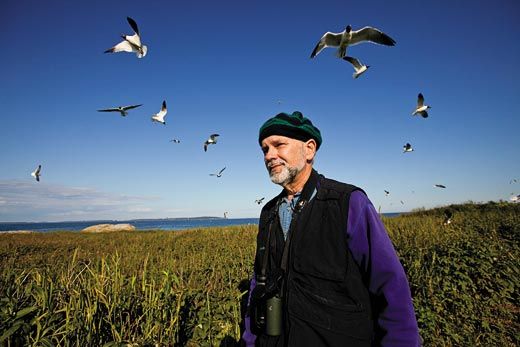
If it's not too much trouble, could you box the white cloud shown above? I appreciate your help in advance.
[0,180,163,222]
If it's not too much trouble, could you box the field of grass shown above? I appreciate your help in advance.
[1,202,519,346]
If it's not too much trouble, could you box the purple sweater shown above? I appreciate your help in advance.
[242,191,420,346]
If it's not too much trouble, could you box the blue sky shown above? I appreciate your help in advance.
[1,0,519,222]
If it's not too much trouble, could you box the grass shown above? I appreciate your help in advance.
[0,202,519,346]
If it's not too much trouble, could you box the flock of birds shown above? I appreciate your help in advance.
[26,18,519,220]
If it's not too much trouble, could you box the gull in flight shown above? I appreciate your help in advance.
[224,211,228,219]
[31,165,41,182]
[255,197,265,205]
[97,104,142,117]
[343,56,369,78]
[170,139,181,143]
[204,134,220,152]
[434,184,446,189]
[151,100,167,125]
[510,178,518,184]
[210,167,226,177]
[384,190,390,196]
[310,25,396,59]
[403,143,414,153]
[510,194,520,202]
[412,93,431,118]
[104,17,148,58]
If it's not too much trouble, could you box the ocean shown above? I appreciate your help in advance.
[0,213,401,233]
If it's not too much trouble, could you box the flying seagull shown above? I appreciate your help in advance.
[403,143,414,153]
[255,197,265,205]
[170,139,181,143]
[104,17,147,58]
[210,167,226,177]
[510,194,520,202]
[412,93,431,118]
[310,25,396,59]
[31,165,41,182]
[434,184,446,189]
[224,211,228,219]
[384,190,390,196]
[510,179,518,184]
[97,104,142,117]
[151,100,167,125]
[204,134,220,152]
[342,56,369,78]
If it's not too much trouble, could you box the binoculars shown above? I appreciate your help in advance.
[251,278,283,336]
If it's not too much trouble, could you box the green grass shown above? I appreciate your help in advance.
[1,202,519,346]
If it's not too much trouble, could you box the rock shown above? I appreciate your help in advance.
[0,230,35,234]
[81,223,136,233]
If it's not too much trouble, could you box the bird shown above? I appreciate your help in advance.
[434,184,446,189]
[210,167,226,177]
[104,17,148,58]
[510,179,518,184]
[97,104,142,117]
[255,197,265,205]
[170,139,181,143]
[204,134,220,152]
[310,25,396,59]
[384,190,390,196]
[342,56,369,78]
[31,165,41,182]
[510,195,520,202]
[151,100,167,125]
[403,143,414,153]
[443,210,453,225]
[412,93,431,118]
[400,200,404,205]
[224,211,228,219]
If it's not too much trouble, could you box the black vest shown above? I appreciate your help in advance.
[254,171,373,346]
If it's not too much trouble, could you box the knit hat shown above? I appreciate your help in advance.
[258,111,322,150]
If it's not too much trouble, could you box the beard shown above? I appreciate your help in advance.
[267,156,306,186]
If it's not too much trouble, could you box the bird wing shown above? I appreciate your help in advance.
[127,17,140,35]
[161,100,167,112]
[350,26,396,46]
[343,56,362,69]
[125,33,142,48]
[210,134,220,141]
[36,165,41,175]
[219,167,226,175]
[204,143,208,152]
[417,93,424,107]
[122,104,143,111]
[419,110,429,118]
[97,108,119,112]
[105,40,134,54]
[310,32,342,58]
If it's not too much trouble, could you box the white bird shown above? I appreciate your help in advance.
[310,25,396,59]
[510,194,520,202]
[105,17,147,58]
[31,165,41,182]
[412,93,431,118]
[97,104,142,117]
[224,211,228,219]
[384,190,390,196]
[170,139,181,143]
[510,178,518,184]
[403,143,414,153]
[210,167,226,177]
[255,197,265,205]
[434,184,446,189]
[151,100,167,125]
[204,134,220,152]
[342,56,369,78]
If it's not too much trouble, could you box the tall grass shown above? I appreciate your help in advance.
[1,202,519,346]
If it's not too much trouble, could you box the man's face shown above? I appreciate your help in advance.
[261,135,307,186]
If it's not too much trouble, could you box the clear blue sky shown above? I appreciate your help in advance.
[1,0,519,222]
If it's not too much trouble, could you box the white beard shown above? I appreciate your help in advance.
[268,155,306,186]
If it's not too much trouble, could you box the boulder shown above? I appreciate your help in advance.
[81,223,136,233]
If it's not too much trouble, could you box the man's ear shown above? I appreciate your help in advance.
[304,139,317,161]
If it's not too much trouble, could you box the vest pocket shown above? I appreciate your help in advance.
[287,280,372,340]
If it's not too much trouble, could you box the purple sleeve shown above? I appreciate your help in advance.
[241,275,257,346]
[347,191,420,346]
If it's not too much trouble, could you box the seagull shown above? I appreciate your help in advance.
[210,167,226,177]
[255,197,265,205]
[204,134,220,152]
[384,190,390,196]
[412,93,431,118]
[434,184,446,189]
[510,195,520,202]
[310,25,396,59]
[170,139,181,143]
[224,211,228,219]
[342,56,369,78]
[510,179,518,184]
[443,210,453,225]
[403,143,414,153]
[31,165,41,182]
[151,100,167,125]
[400,200,404,205]
[97,104,143,117]
[104,17,148,58]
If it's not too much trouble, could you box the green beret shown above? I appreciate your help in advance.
[258,111,322,150]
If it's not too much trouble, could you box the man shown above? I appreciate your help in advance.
[242,111,420,346]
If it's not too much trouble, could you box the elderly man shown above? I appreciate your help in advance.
[242,111,420,346]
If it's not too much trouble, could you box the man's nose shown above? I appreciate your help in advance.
[264,147,277,161]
